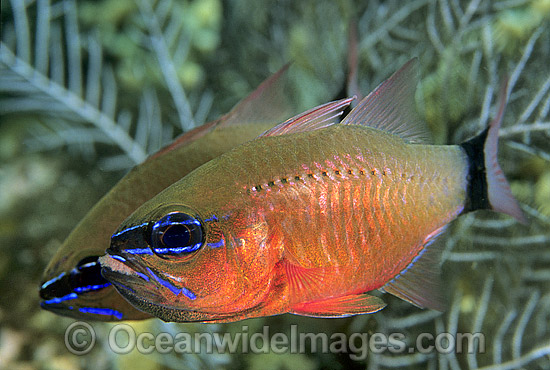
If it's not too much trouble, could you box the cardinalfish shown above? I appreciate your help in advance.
[39,66,295,321]
[99,58,526,323]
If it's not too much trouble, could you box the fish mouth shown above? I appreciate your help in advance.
[99,253,172,314]
[100,249,200,314]
[101,265,235,323]
[101,221,200,313]
[40,255,109,299]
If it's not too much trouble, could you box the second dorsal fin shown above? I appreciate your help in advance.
[341,58,432,143]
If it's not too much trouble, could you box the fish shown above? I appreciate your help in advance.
[39,66,296,321]
[99,58,526,323]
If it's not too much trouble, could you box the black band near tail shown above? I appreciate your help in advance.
[459,128,490,214]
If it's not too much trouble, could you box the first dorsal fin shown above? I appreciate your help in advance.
[148,65,295,158]
[341,58,432,143]
[259,97,354,137]
[217,64,295,128]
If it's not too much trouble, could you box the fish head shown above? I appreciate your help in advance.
[39,225,150,320]
[100,197,284,323]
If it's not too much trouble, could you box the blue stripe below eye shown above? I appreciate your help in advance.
[145,267,196,300]
[134,271,150,281]
[125,248,154,255]
[42,292,78,305]
[78,307,123,320]
[111,280,137,295]
[204,215,219,222]
[41,272,66,290]
[153,243,201,255]
[74,282,111,293]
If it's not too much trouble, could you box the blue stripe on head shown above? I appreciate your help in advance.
[77,261,98,270]
[112,281,137,294]
[111,222,149,239]
[134,271,150,281]
[41,292,78,305]
[204,215,219,222]
[74,282,112,293]
[154,215,201,229]
[41,272,66,290]
[111,255,127,262]
[125,248,154,255]
[78,307,124,320]
[145,267,196,300]
[207,238,225,249]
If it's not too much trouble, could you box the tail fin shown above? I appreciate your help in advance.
[460,80,527,224]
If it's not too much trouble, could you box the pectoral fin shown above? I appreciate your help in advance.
[291,293,386,318]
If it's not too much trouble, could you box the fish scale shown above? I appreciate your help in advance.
[222,125,466,304]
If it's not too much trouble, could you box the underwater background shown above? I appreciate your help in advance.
[1,0,549,369]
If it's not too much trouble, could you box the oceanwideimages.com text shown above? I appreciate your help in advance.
[65,322,485,360]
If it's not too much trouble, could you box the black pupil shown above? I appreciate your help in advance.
[162,224,191,248]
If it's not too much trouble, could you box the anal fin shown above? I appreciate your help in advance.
[291,293,386,318]
[380,226,448,311]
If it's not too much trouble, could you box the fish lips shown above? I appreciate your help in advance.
[99,254,189,318]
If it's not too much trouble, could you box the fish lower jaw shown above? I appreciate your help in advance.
[123,297,275,323]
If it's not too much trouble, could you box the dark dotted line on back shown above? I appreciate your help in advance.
[247,167,396,194]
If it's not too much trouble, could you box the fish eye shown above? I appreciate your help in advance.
[150,212,204,259]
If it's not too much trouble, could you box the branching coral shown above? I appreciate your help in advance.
[0,0,217,170]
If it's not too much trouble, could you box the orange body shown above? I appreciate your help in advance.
[233,126,468,307]
[102,125,468,322]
